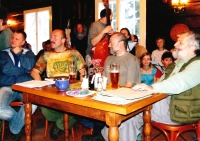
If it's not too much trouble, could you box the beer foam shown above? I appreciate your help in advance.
[70,72,76,75]
[110,70,119,73]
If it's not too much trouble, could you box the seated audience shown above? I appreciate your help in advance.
[151,37,168,64]
[120,28,131,41]
[137,52,156,140]
[35,39,52,80]
[140,52,156,85]
[131,34,148,62]
[36,39,52,60]
[82,31,200,141]
[120,28,135,53]
[120,28,147,63]
[31,29,86,140]
[23,41,32,50]
[0,30,37,141]
[154,51,174,82]
[170,48,177,60]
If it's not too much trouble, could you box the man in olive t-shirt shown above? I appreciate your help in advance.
[82,32,141,141]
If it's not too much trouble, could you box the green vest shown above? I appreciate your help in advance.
[164,56,200,124]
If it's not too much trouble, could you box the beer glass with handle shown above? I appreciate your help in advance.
[110,63,120,89]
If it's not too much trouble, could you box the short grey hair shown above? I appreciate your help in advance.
[185,31,200,50]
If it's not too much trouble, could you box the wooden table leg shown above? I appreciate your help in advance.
[24,102,32,141]
[143,105,152,141]
[105,112,121,141]
[64,113,69,141]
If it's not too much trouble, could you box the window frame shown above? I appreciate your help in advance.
[24,6,52,54]
[95,0,146,47]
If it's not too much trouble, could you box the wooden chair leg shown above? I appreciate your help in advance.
[90,128,93,135]
[71,127,75,138]
[44,119,48,137]
[1,120,5,141]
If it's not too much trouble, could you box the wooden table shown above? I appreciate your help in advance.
[12,83,167,141]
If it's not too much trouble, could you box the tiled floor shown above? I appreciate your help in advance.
[3,108,196,141]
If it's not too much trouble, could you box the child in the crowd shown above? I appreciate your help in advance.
[151,37,168,63]
[154,51,174,82]
[140,52,157,85]
[137,52,157,141]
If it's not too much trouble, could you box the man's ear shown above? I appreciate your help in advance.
[119,41,125,49]
[62,38,66,44]
[21,40,25,46]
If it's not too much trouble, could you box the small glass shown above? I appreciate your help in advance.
[96,77,103,92]
[110,63,120,89]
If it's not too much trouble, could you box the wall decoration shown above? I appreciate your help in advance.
[170,23,189,41]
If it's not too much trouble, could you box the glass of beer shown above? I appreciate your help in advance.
[69,66,76,80]
[69,61,76,81]
[110,63,120,89]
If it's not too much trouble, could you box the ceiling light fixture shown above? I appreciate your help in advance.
[172,0,188,13]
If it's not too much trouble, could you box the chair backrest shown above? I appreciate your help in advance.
[2,101,23,140]
[9,102,23,106]
[151,121,198,141]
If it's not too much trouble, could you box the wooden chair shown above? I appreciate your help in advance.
[44,119,75,138]
[151,120,200,141]
[44,119,93,138]
[1,102,36,140]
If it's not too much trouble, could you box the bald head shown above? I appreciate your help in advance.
[50,29,66,51]
[111,32,128,47]
[52,29,66,38]
[109,32,128,56]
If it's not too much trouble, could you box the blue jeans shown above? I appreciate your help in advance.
[0,87,37,134]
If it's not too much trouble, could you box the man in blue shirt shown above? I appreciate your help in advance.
[0,30,37,141]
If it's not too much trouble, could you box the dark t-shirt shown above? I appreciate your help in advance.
[71,35,88,59]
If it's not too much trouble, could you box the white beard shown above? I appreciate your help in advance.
[172,47,189,59]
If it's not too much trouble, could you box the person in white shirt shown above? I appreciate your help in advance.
[151,37,168,64]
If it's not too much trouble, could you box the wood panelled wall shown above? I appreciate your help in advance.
[147,0,200,53]
[2,0,94,35]
[2,0,200,53]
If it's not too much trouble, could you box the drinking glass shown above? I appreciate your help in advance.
[110,63,120,89]
[69,61,76,80]
[69,67,76,80]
